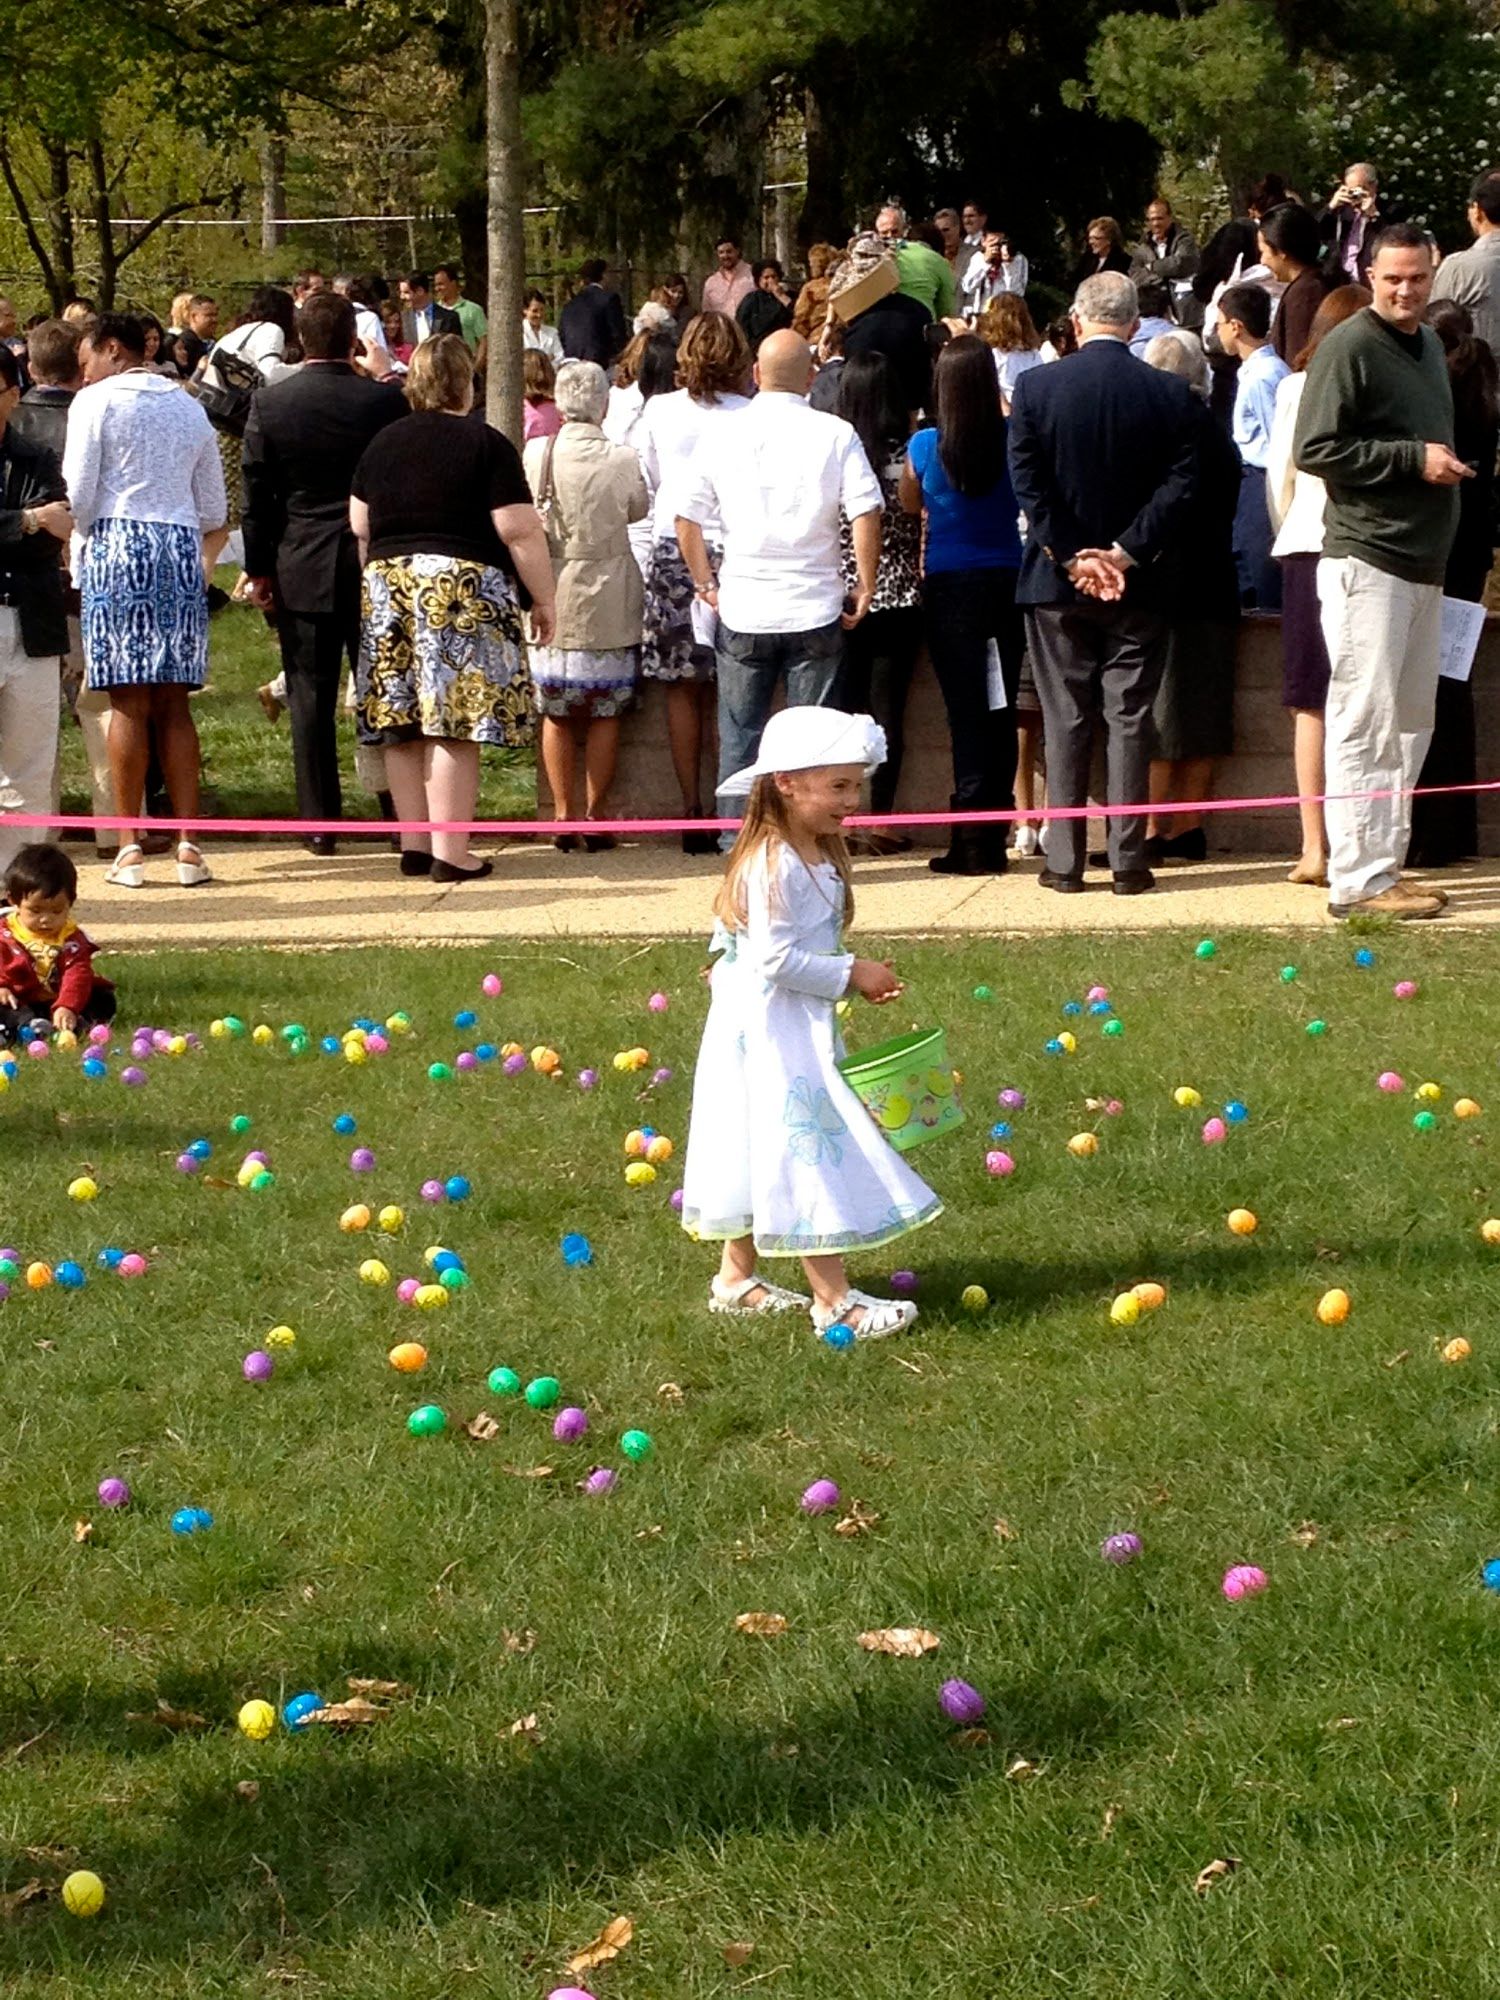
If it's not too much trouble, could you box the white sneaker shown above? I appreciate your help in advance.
[709,1274,811,1315]
[1012,825,1039,858]
[811,1288,918,1341]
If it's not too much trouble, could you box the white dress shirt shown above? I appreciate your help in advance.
[1267,370,1326,557]
[63,370,226,543]
[523,320,565,363]
[962,248,1029,313]
[1232,342,1290,472]
[676,390,883,634]
[635,387,751,543]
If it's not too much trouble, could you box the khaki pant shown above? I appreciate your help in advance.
[1317,556,1441,906]
[0,612,60,873]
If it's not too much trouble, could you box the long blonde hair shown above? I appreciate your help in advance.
[713,774,854,932]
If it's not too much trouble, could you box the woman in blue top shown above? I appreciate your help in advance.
[899,335,1024,875]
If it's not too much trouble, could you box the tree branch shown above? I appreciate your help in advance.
[115,187,236,265]
[0,136,62,307]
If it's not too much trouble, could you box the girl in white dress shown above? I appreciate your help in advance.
[681,708,942,1340]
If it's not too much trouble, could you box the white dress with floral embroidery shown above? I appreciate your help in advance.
[681,842,942,1258]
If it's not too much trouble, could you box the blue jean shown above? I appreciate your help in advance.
[713,619,846,831]
[1233,465,1282,611]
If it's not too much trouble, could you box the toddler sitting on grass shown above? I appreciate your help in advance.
[0,842,116,1042]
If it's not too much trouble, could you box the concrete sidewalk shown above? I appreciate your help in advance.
[69,840,1500,950]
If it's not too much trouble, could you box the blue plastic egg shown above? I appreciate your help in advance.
[81,1057,107,1079]
[474,1043,497,1062]
[54,1261,85,1289]
[823,1322,856,1350]
[1224,1100,1249,1124]
[97,1246,124,1269]
[1062,1001,1082,1017]
[989,1121,1011,1141]
[188,1139,212,1160]
[454,1009,477,1030]
[561,1232,593,1266]
[1484,1558,1500,1593]
[443,1176,471,1202]
[282,1691,324,1731]
[431,1250,464,1276]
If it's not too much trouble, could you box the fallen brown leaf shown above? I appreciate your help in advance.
[347,1677,409,1698]
[20,1846,72,1867]
[766,1739,800,1759]
[657,1381,684,1404]
[1290,1521,1320,1548]
[857,1626,940,1657]
[635,1524,664,1540]
[73,1519,94,1544]
[1326,1716,1361,1730]
[834,1500,881,1538]
[1101,1803,1122,1839]
[722,1941,755,1968]
[126,1699,211,1731]
[566,1914,634,1974]
[507,1712,543,1743]
[951,1727,992,1749]
[502,1464,555,1480]
[501,1628,537,1656]
[858,1449,895,1470]
[1005,1755,1041,1781]
[734,1612,789,1637]
[1192,1857,1240,1896]
[305,1697,385,1728]
[465,1412,501,1442]
[34,1340,55,1352]
[993,1517,1018,1542]
[236,1779,261,1802]
[0,1879,47,1920]
[202,1174,237,1189]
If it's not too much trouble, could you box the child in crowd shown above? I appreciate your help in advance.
[0,843,116,1042]
[681,708,942,1340]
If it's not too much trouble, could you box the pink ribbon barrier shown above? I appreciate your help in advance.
[1,779,1498,840]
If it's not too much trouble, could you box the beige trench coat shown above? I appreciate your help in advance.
[523,421,648,652]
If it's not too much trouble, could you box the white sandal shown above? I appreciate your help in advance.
[105,844,145,889]
[708,1274,812,1316]
[176,842,212,889]
[811,1288,918,1342]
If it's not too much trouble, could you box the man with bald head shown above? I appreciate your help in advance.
[676,328,884,834]
[1319,161,1389,284]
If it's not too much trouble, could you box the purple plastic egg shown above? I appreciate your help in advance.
[98,1477,130,1508]
[502,1052,528,1075]
[0,1282,9,1304]
[800,1478,840,1514]
[1101,1531,1142,1565]
[0,1247,17,1263]
[552,1406,590,1442]
[998,1087,1026,1111]
[583,1467,616,1496]
[120,1065,146,1086]
[651,1066,673,1085]
[455,1051,478,1072]
[350,1147,377,1173]
[577,1068,598,1090]
[890,1269,918,1293]
[242,1349,274,1383]
[176,1151,200,1174]
[669,1188,684,1212]
[245,1150,268,1168]
[648,992,669,1013]
[939,1678,986,1724]
[421,1179,446,1203]
[396,1277,421,1303]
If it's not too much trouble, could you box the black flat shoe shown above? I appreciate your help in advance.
[1087,848,1110,869]
[928,848,1007,876]
[681,828,718,856]
[554,834,579,854]
[304,835,336,858]
[1039,868,1084,894]
[431,857,493,884]
[584,832,616,854]
[399,850,433,877]
[1113,869,1156,896]
[1147,828,1207,864]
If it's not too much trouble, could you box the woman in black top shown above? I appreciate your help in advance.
[350,334,555,881]
[736,260,794,355]
[1067,216,1131,292]
[1409,302,1498,868]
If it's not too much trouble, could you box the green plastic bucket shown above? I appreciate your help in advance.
[837,1026,964,1152]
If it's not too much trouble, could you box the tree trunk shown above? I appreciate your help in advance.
[799,77,849,248]
[260,136,285,257]
[484,0,525,444]
[47,142,75,307]
[88,136,118,309]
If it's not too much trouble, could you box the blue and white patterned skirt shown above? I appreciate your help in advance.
[81,518,207,690]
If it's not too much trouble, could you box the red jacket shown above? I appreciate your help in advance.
[0,916,111,1013]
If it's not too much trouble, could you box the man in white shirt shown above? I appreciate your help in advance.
[675,328,883,831]
[962,229,1029,316]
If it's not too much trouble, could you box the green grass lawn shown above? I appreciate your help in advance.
[56,576,537,825]
[8,928,1500,1997]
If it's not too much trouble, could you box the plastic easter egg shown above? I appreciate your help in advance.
[1101,1532,1142,1564]
[645,1135,674,1165]
[413,1284,448,1311]
[118,1252,147,1278]
[26,1261,52,1290]
[1222,1564,1268,1601]
[1482,1219,1500,1245]
[349,1147,376,1173]
[430,1250,463,1275]
[1456,1098,1482,1119]
[972,984,993,1002]
[242,1349,274,1383]
[1132,1281,1167,1310]
[407,1405,447,1437]
[359,1259,391,1286]
[1278,965,1297,983]
[1194,938,1217,960]
[395,1277,421,1304]
[454,1051,477,1072]
[990,1121,1012,1141]
[1102,1018,1124,1037]
[444,1176,471,1202]
[170,1506,211,1535]
[823,1321,855,1349]
[1378,1070,1404,1093]
[230,1114,252,1134]
[365,1032,389,1056]
[421,1180,446,1204]
[1413,1110,1438,1133]
[583,1468,616,1496]
[620,1428,654,1462]
[998,1088,1026,1111]
[553,1406,589,1442]
[1110,1291,1141,1326]
[61,1870,105,1918]
[1172,1086,1201,1109]
[481,973,503,997]
[1443,1337,1472,1364]
[250,1170,276,1191]
[81,1056,107,1078]
[502,1052,527,1075]
[1227,1208,1257,1236]
[378,1205,405,1232]
[1484,1558,1500,1593]
[98,1476,130,1508]
[26,1038,49,1060]
[1062,1000,1083,1018]
[176,1151,200,1175]
[1224,1100,1249,1124]
[938,1679,986,1724]
[623,1129,647,1158]
[1415,1082,1441,1103]
[282,1691,323,1731]
[389,1342,427,1373]
[625,1161,657,1188]
[55,1261,85,1289]
[453,1009,477,1031]
[488,1366,522,1396]
[525,1375,561,1410]
[386,1012,412,1036]
[123,1065,151,1087]
[801,1478,840,1514]
[321,1036,343,1057]
[1201,1117,1227,1144]
[561,1232,593,1266]
[648,991,669,1013]
[985,1149,1016,1177]
[266,1324,296,1350]
[68,1175,98,1202]
[1393,980,1418,1000]
[428,1062,454,1082]
[238,1698,276,1740]
[332,1114,356,1136]
[438,1267,468,1293]
[961,1284,989,1313]
[339,1205,371,1233]
[577,1068,598,1090]
[1055,1030,1077,1053]
[1067,1131,1098,1158]
[1306,1019,1328,1037]
[1317,1288,1351,1325]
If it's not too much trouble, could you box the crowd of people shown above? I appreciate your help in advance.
[1,158,1498,918]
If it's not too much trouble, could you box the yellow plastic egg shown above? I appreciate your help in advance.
[345,1041,368,1065]
[266,1324,296,1349]
[1109,1291,1141,1325]
[167,1034,187,1057]
[423,1244,450,1269]
[413,1283,449,1310]
[1067,1131,1098,1157]
[237,1698,276,1740]
[1456,1098,1482,1120]
[646,1135,674,1164]
[1172,1086,1202,1109]
[1482,1218,1500,1245]
[251,1024,274,1046]
[531,1046,561,1073]
[236,1164,259,1188]
[339,1204,372,1233]
[1416,1081,1442,1103]
[68,1175,98,1202]
[501,1041,523,1059]
[209,1019,228,1039]
[54,1028,77,1052]
[961,1284,989,1314]
[1443,1336,1472,1364]
[624,1160,657,1187]
[359,1259,390,1286]
[1057,1030,1077,1053]
[1227,1207,1258,1236]
[1317,1288,1351,1325]
[378,1205,405,1233]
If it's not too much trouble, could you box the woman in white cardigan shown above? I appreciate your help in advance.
[1266,282,1370,889]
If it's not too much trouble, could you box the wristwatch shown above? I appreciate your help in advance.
[20,507,38,535]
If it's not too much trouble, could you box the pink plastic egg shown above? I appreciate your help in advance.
[118,1252,147,1278]
[421,1180,446,1203]
[364,1032,389,1055]
[1378,1070,1405,1093]
[985,1149,1016,1177]
[583,1467,616,1496]
[1087,985,1109,1002]
[1201,1117,1227,1144]
[648,992,669,1013]
[396,1277,421,1304]
[87,1023,111,1045]
[26,1040,49,1060]
[1393,980,1417,1000]
[1222,1563,1268,1600]
[481,973,503,997]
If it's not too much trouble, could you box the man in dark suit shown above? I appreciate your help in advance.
[1007,270,1199,894]
[398,272,462,351]
[559,259,628,367]
[241,292,406,852]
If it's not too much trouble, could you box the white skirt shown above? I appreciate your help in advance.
[681,953,942,1259]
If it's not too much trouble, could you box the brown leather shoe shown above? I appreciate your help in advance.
[1328,884,1447,920]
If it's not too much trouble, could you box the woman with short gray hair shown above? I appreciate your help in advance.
[523,358,649,850]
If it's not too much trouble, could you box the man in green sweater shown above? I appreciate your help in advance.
[876,204,957,322]
[1294,221,1470,920]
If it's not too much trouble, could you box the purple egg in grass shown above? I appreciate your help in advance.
[552,1406,589,1443]
[242,1349,274,1383]
[800,1478,840,1514]
[97,1477,130,1508]
[1101,1531,1142,1565]
[583,1467,616,1495]
[938,1678,986,1725]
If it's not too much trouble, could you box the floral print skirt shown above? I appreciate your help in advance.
[531,645,638,721]
[357,554,534,748]
[641,537,719,684]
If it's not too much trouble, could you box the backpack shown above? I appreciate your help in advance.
[187,339,263,437]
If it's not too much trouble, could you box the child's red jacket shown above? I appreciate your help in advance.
[0,916,112,1013]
